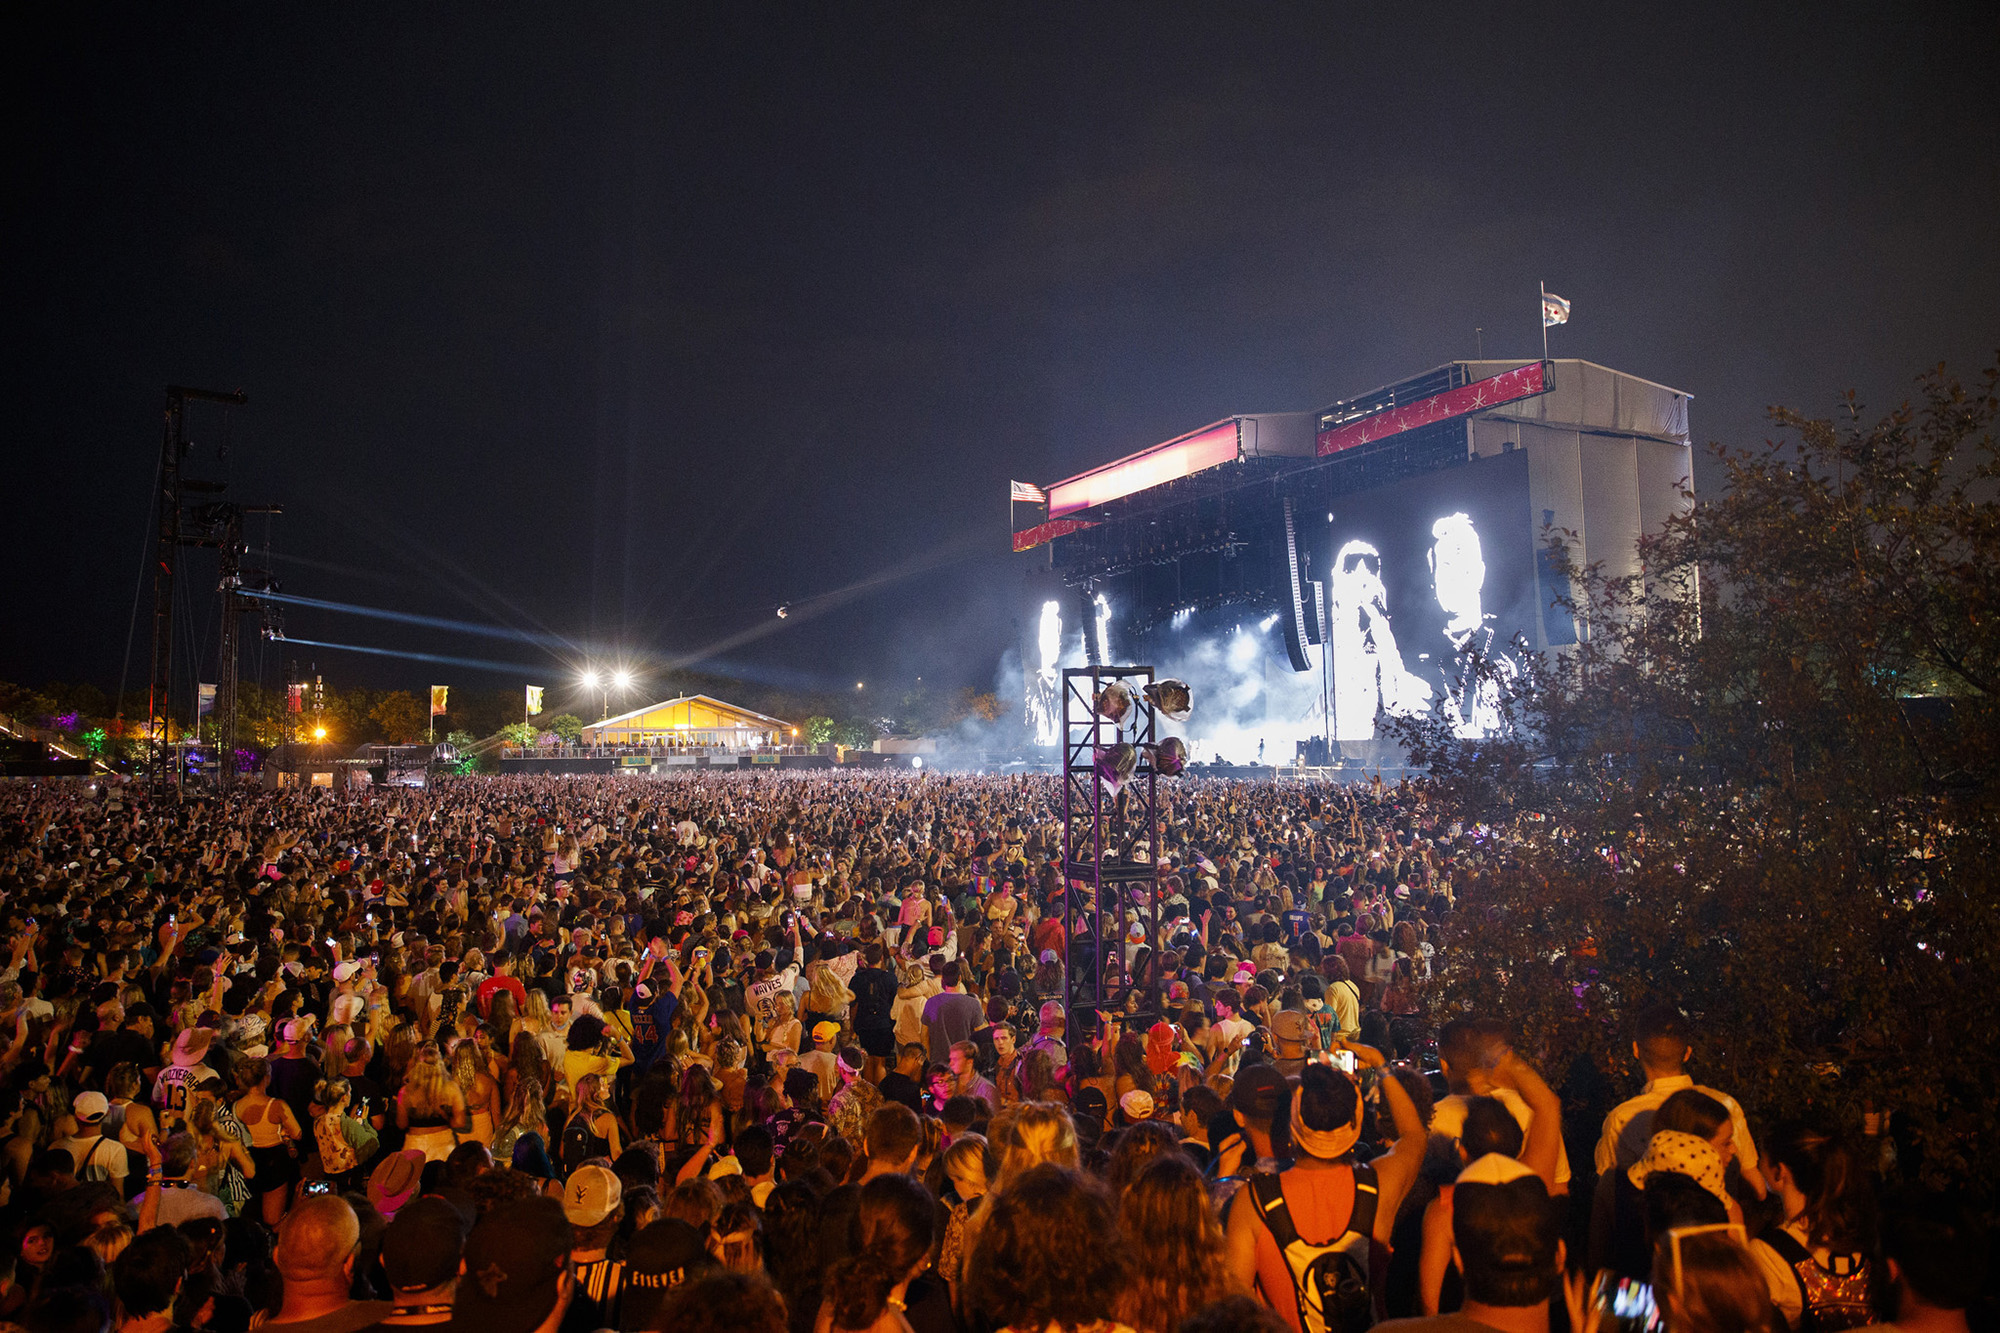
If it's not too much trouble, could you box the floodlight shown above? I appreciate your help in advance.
[580,670,601,688]
[612,671,633,689]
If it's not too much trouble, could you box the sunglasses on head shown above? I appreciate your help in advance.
[1663,1222,1748,1299]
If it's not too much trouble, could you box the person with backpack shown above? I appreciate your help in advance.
[1226,1040,1427,1333]
[1750,1123,1877,1333]
[560,1072,621,1175]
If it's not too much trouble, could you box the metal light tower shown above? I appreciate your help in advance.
[1060,664,1166,1036]
[145,386,247,791]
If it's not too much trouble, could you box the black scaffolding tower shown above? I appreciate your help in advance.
[1060,664,1167,1038]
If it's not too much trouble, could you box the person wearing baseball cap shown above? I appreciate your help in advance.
[376,1197,471,1327]
[1436,1153,1565,1325]
[55,1091,126,1188]
[562,1165,626,1327]
[611,1220,713,1333]
[798,1021,841,1102]
[445,1197,573,1333]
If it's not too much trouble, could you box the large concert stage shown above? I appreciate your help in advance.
[1014,358,1693,761]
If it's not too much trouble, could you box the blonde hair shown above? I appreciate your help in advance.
[990,1102,1079,1184]
[942,1133,994,1201]
[403,1057,449,1118]
[504,1072,552,1128]
[504,1077,547,1138]
[451,1043,482,1093]
[85,1223,133,1267]
[320,1026,353,1080]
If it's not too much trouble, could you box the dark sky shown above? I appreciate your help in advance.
[7,3,1996,715]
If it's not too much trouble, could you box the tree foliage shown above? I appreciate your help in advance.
[1393,358,2000,1198]
[367,690,429,744]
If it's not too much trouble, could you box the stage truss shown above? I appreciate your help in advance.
[1060,664,1165,1036]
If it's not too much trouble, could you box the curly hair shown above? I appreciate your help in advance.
[758,1181,825,1325]
[1105,1120,1179,1197]
[963,1165,1125,1331]
[1115,1152,1230,1333]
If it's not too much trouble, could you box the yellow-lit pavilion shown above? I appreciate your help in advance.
[579,694,793,749]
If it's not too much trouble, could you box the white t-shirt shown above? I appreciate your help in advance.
[55,1133,127,1184]
[747,967,800,1028]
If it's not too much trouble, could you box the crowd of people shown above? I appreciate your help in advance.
[0,770,1983,1333]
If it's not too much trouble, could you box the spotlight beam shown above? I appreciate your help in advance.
[242,590,570,649]
[664,529,986,670]
[278,636,549,676]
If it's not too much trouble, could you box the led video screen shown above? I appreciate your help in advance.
[1317,452,1535,742]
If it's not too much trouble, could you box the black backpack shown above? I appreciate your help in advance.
[560,1109,598,1174]
[1248,1162,1379,1333]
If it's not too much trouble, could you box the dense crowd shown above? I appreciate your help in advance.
[0,771,1982,1333]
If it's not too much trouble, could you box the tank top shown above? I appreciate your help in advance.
[241,1097,287,1149]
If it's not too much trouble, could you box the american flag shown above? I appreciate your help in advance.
[1010,480,1046,504]
[1542,291,1571,328]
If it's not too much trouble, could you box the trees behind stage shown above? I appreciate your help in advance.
[1393,356,2000,1199]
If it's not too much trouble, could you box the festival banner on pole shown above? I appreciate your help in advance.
[430,685,448,716]
[526,685,544,716]
[198,684,216,717]
[287,684,304,713]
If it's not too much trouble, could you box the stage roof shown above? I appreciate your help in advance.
[581,694,792,742]
[1044,412,1315,518]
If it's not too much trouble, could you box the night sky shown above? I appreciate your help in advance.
[7,4,1996,715]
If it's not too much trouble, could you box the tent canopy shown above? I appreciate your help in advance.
[579,694,793,748]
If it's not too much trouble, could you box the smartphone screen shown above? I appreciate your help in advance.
[1593,1272,1662,1333]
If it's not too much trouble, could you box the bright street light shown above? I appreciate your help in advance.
[313,727,326,740]
[579,670,601,688]
[855,681,864,690]
[612,670,633,689]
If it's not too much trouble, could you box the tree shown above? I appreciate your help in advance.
[368,690,429,744]
[0,681,56,724]
[545,713,584,743]
[1394,358,2000,1199]
[802,715,837,745]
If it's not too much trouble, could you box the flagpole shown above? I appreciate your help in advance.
[1540,281,1549,362]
